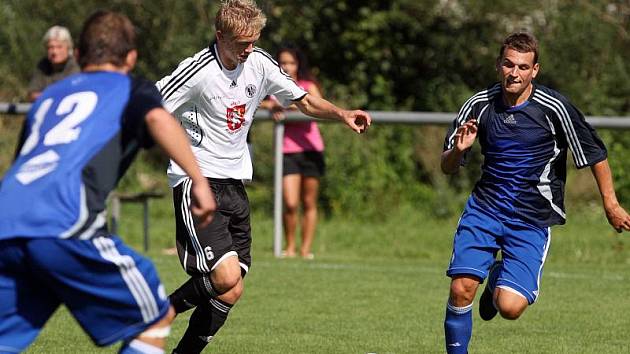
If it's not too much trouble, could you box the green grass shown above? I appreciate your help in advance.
[21,199,630,353]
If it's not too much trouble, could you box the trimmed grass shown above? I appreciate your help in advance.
[23,200,630,353]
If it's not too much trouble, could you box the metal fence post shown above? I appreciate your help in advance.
[273,121,285,258]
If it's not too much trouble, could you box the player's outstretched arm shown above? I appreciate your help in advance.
[294,94,371,134]
[441,120,478,174]
[591,159,630,233]
[145,107,216,226]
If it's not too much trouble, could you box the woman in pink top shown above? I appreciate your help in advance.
[262,47,325,259]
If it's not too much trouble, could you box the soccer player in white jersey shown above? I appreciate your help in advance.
[441,32,630,353]
[156,1,371,352]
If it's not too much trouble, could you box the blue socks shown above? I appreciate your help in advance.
[444,302,473,354]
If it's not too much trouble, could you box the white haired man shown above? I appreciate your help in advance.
[27,25,80,101]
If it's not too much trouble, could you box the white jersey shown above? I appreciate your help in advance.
[157,43,307,186]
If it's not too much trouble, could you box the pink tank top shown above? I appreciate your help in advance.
[283,80,325,153]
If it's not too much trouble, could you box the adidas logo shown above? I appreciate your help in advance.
[229,80,237,89]
[447,342,461,347]
[503,114,517,125]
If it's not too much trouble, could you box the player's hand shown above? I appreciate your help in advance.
[342,110,371,134]
[454,119,478,152]
[604,203,630,233]
[271,107,285,122]
[190,178,216,228]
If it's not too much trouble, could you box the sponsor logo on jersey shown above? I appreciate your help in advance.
[504,114,517,125]
[229,80,238,89]
[245,84,257,98]
[226,104,246,132]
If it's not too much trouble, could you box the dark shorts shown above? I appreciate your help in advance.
[173,177,251,276]
[283,151,325,177]
[0,236,169,351]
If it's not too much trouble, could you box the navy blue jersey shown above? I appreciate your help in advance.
[444,83,607,227]
[0,72,162,240]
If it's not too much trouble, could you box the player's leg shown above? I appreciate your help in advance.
[282,173,301,258]
[0,239,60,353]
[170,179,251,354]
[478,259,501,320]
[444,197,501,354]
[493,222,551,320]
[171,257,242,354]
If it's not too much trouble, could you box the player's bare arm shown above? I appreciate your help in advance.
[590,159,630,233]
[145,107,216,226]
[294,93,371,134]
[441,119,478,174]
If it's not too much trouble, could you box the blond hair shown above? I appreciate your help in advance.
[215,0,267,37]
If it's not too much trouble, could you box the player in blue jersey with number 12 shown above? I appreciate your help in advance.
[0,11,216,354]
[441,32,630,354]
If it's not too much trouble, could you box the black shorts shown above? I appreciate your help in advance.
[282,151,325,177]
[173,177,251,276]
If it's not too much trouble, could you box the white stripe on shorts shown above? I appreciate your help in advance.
[180,178,210,273]
[92,237,159,322]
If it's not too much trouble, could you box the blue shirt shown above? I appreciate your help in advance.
[0,72,162,240]
[444,83,607,227]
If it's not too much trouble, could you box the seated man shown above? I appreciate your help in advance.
[27,25,80,102]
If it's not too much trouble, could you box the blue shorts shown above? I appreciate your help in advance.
[0,236,169,352]
[446,197,551,304]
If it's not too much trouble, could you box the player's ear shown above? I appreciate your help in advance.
[125,49,137,72]
[532,62,540,79]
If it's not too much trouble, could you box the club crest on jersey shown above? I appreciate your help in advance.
[226,104,246,132]
[245,84,256,98]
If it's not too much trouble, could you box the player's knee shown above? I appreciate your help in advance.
[498,305,525,320]
[219,279,244,304]
[449,277,478,305]
[495,297,528,320]
[211,258,241,292]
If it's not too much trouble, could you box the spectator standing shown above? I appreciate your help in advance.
[261,47,325,260]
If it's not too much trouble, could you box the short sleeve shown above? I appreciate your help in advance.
[156,56,204,113]
[257,50,307,106]
[122,77,165,149]
[556,99,607,169]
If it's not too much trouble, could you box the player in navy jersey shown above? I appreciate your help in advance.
[0,11,215,354]
[441,32,630,353]
[156,1,371,353]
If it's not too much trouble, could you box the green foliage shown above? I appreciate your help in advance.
[2,0,630,215]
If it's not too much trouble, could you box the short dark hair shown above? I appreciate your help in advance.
[499,32,539,64]
[77,10,136,68]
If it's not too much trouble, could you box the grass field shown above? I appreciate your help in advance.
[22,198,630,354]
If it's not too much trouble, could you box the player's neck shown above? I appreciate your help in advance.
[83,63,129,74]
[503,83,533,107]
[216,44,238,71]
